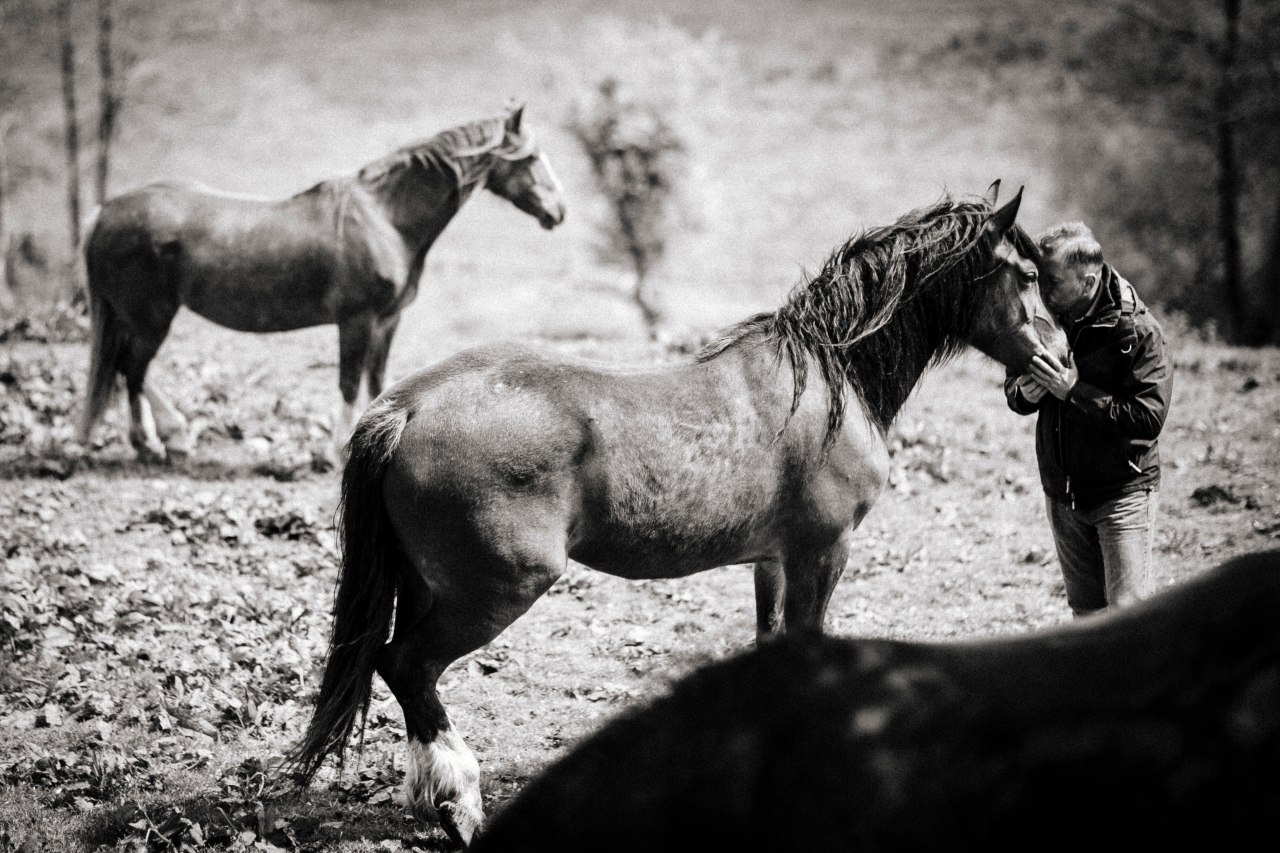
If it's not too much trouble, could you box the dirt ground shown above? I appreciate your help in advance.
[3,1,1280,850]
[2,306,1278,851]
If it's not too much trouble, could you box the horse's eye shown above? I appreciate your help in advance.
[1021,269,1039,283]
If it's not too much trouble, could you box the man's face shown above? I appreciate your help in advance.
[1040,256,1097,321]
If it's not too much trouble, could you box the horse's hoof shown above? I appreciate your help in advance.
[408,798,440,825]
[133,444,167,465]
[163,441,193,464]
[438,801,482,848]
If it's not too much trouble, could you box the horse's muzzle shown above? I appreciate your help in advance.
[539,203,566,230]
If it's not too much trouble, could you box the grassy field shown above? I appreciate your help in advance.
[2,1,1279,851]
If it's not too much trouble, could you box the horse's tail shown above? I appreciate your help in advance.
[286,395,412,785]
[72,204,100,304]
[76,209,123,446]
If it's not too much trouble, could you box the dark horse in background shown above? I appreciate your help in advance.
[469,550,1280,852]
[76,104,566,461]
[287,183,1068,844]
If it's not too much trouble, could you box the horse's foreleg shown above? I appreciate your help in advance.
[782,535,854,634]
[332,318,372,463]
[753,560,786,642]
[143,382,192,461]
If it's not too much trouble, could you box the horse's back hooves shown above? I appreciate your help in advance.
[438,801,482,848]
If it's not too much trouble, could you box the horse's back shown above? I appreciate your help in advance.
[87,179,344,330]
[90,180,281,260]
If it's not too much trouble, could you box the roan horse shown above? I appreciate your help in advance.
[468,549,1280,852]
[288,184,1068,844]
[76,104,566,461]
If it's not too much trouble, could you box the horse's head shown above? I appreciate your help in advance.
[484,105,567,230]
[969,183,1069,373]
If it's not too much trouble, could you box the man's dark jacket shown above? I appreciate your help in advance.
[1005,264,1173,510]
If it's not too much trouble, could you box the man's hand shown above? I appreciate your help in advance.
[1029,351,1078,401]
[1015,374,1049,404]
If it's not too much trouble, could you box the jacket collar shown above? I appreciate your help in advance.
[1071,264,1135,330]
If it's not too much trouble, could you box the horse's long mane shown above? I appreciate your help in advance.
[358,115,530,200]
[701,195,1039,444]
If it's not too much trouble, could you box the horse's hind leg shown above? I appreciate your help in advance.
[121,327,175,462]
[143,382,192,460]
[126,391,164,461]
[377,533,567,845]
[377,635,482,844]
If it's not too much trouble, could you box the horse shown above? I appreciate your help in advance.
[466,549,1280,852]
[286,183,1068,845]
[75,104,566,462]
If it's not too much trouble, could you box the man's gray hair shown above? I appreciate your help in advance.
[1037,222,1104,267]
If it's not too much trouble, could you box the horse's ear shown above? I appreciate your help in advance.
[506,103,525,135]
[985,186,1023,237]
[985,179,1001,206]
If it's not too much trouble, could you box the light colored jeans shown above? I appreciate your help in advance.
[1046,488,1157,617]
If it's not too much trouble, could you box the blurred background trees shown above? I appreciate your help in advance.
[942,0,1280,344]
[3,0,131,323]
[567,77,685,340]
[2,0,1279,347]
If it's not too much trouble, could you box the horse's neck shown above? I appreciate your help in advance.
[364,161,465,250]
[844,311,948,430]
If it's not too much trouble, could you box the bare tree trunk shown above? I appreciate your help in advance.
[95,0,116,205]
[631,267,662,342]
[1215,0,1246,340]
[58,0,82,264]
[621,213,662,340]
[0,118,12,314]
[1255,192,1280,345]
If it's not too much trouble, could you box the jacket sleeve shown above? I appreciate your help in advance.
[1063,317,1172,439]
[1004,369,1041,415]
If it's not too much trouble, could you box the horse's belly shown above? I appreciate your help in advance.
[569,482,782,579]
[185,287,334,332]
[180,264,337,332]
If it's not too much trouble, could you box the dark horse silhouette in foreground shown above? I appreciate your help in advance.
[468,549,1280,853]
[77,104,565,462]
[288,184,1067,843]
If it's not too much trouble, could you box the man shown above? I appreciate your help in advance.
[1006,222,1173,617]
